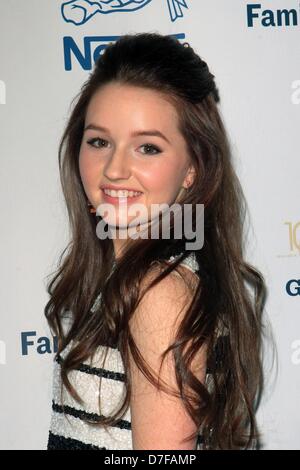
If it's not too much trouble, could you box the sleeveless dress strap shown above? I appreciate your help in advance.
[167,251,199,274]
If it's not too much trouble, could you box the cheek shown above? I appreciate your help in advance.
[79,150,100,188]
[142,160,183,197]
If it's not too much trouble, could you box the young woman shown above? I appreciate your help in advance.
[45,32,271,450]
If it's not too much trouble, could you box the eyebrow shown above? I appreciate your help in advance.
[84,124,171,144]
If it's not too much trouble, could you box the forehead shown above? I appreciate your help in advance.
[85,82,180,129]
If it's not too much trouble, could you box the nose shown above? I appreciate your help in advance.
[103,146,132,181]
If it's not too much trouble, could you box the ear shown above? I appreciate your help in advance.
[183,165,196,190]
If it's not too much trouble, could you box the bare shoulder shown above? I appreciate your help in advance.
[128,263,206,450]
[130,261,199,336]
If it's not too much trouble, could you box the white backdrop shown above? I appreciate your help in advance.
[0,0,299,450]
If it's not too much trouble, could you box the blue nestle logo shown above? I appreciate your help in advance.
[63,33,186,71]
[247,3,299,27]
[61,0,190,26]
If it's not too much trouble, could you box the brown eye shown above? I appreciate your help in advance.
[87,138,109,148]
[140,143,161,155]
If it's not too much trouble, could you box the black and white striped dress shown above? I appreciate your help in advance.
[47,252,215,450]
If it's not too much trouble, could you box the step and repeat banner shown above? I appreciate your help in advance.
[0,0,299,450]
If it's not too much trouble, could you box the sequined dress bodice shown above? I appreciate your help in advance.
[47,252,207,450]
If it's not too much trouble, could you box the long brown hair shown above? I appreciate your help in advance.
[45,32,276,449]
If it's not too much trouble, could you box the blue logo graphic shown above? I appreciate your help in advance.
[21,331,58,355]
[247,3,299,28]
[286,279,300,296]
[63,32,186,71]
[61,0,189,25]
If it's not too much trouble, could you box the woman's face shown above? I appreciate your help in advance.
[79,82,195,235]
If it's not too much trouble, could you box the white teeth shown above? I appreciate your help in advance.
[103,189,142,198]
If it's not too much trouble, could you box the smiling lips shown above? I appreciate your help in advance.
[102,188,142,198]
[101,188,143,205]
